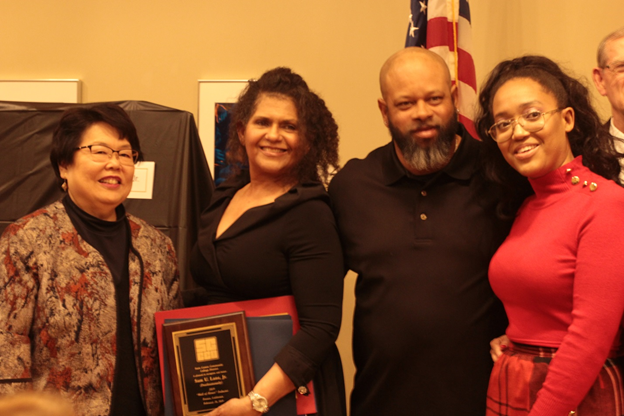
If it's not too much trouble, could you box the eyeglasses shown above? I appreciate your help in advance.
[75,144,139,165]
[603,60,624,74]
[488,108,562,143]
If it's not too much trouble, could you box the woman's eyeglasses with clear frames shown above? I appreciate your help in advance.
[488,108,563,143]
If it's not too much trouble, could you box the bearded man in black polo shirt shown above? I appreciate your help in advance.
[328,47,510,416]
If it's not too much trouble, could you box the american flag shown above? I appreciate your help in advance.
[405,0,477,137]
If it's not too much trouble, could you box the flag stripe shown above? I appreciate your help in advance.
[457,14,473,56]
[458,81,477,116]
[427,0,449,19]
[426,18,455,50]
[457,48,476,90]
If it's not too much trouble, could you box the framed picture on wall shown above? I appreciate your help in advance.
[0,79,81,103]
[198,80,248,186]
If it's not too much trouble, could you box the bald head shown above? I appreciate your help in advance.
[380,47,453,99]
[597,26,624,67]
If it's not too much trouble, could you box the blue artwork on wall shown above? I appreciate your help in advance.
[214,102,235,186]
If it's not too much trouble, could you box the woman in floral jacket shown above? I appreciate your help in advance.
[0,104,181,416]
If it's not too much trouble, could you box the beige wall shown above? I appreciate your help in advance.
[472,1,623,121]
[2,0,623,411]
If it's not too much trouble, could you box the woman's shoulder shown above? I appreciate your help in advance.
[0,201,73,259]
[126,213,174,247]
[276,182,331,215]
[565,168,624,223]
[277,184,338,237]
[581,168,624,203]
[126,215,178,267]
[3,200,69,236]
[278,184,341,253]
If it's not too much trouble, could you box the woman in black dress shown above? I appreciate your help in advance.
[191,67,346,416]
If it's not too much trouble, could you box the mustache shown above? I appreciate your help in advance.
[410,122,439,131]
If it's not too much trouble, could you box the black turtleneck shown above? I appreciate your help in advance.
[62,195,146,416]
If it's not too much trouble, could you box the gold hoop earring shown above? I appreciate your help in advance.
[62,180,68,192]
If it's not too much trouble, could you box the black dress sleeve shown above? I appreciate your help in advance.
[273,199,344,388]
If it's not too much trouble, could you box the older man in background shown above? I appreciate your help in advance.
[593,27,624,178]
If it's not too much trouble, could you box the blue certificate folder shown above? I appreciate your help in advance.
[163,315,297,416]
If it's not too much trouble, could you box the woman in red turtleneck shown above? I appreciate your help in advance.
[475,55,624,416]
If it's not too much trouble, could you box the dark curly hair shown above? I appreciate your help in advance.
[475,55,621,218]
[226,67,339,186]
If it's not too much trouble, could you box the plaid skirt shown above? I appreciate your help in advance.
[486,342,624,416]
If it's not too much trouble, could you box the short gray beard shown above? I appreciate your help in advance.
[389,116,458,173]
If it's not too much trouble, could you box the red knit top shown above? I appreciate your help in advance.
[489,156,624,415]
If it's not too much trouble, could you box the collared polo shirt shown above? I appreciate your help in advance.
[329,124,510,416]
